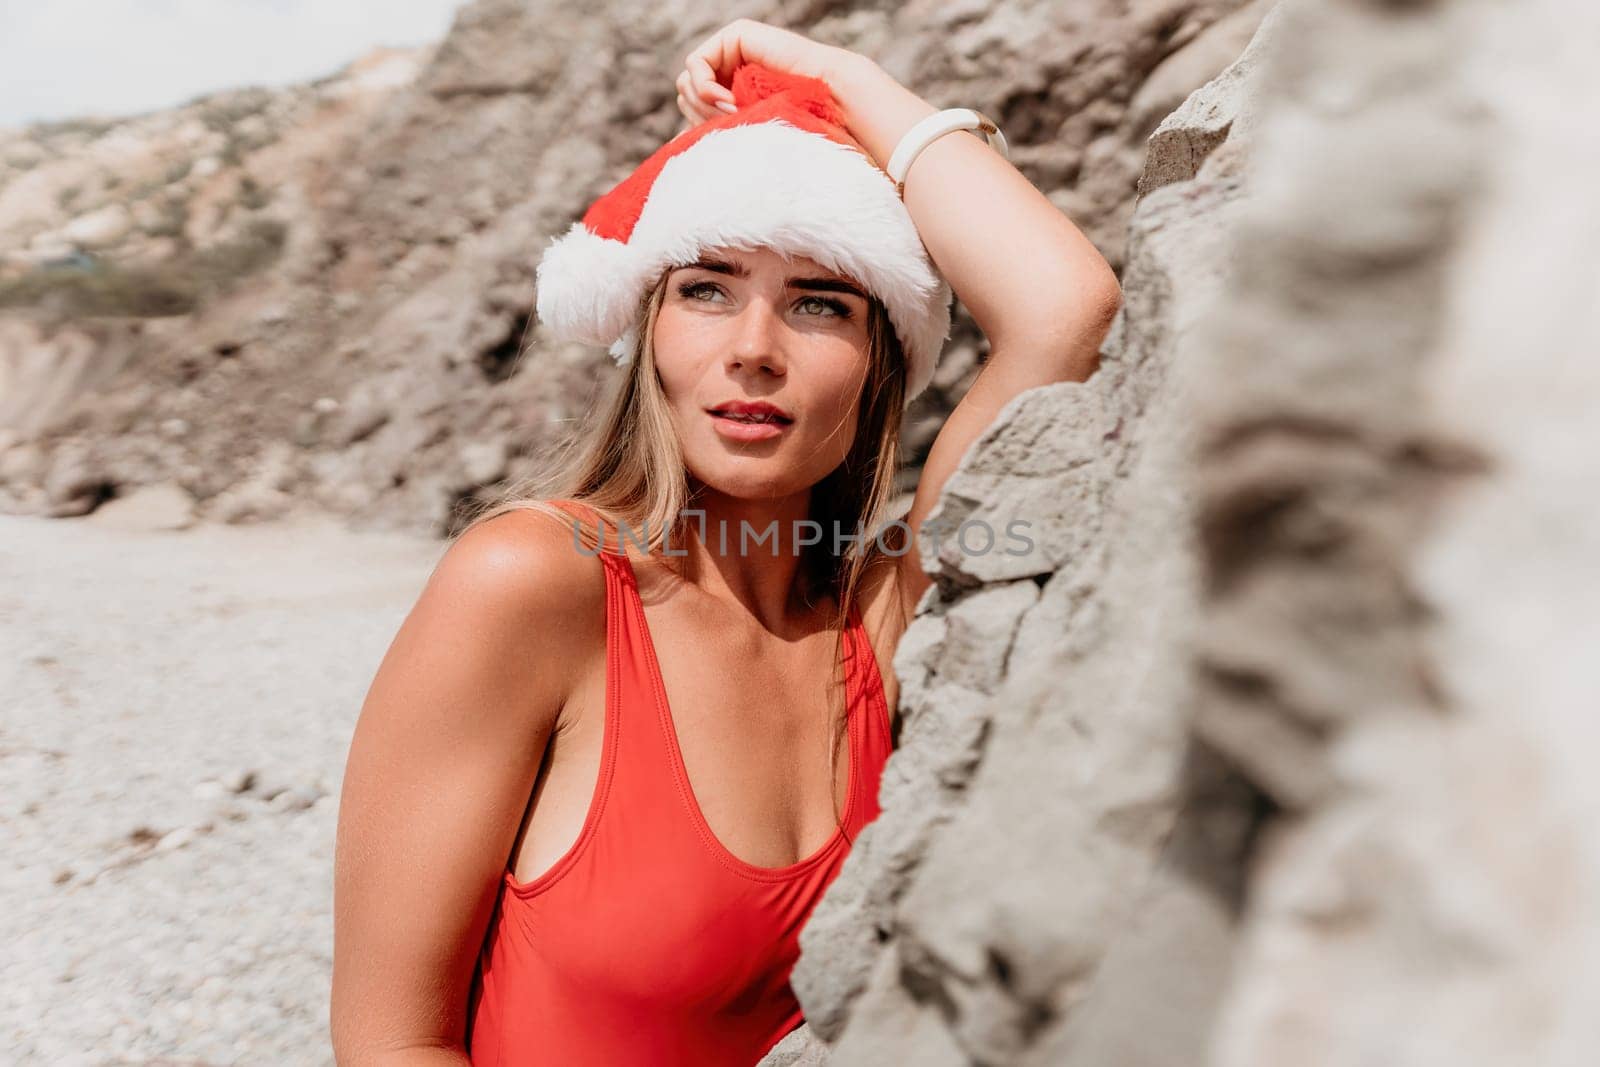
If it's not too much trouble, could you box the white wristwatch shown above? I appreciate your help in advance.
[885,107,1009,198]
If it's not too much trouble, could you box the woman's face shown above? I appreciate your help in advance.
[651,245,872,500]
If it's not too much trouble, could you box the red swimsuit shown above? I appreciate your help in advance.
[465,501,893,1066]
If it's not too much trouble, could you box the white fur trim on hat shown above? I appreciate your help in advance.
[535,121,952,405]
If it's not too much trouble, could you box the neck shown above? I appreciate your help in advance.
[660,483,830,632]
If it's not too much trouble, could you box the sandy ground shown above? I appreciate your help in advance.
[2,511,444,1065]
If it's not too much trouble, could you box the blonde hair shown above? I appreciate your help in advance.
[454,261,910,841]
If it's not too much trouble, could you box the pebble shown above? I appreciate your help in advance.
[220,767,258,794]
[157,825,203,851]
[268,786,320,814]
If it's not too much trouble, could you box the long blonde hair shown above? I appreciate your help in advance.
[455,261,910,840]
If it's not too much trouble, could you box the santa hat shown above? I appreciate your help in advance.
[533,61,951,406]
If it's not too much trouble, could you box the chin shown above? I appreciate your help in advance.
[686,461,814,503]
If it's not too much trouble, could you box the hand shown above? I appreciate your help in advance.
[674,18,863,127]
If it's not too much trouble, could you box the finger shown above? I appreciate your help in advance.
[675,72,709,124]
[691,53,736,110]
[688,25,744,88]
[678,86,710,125]
[692,64,726,121]
[686,28,726,83]
[676,89,713,127]
[687,59,734,118]
[676,91,703,124]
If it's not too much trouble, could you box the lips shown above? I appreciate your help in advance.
[705,400,793,425]
[707,400,793,442]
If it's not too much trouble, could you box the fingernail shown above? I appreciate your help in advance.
[717,100,737,113]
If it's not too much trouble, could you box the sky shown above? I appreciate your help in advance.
[0,0,470,127]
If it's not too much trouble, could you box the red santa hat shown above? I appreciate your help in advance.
[533,61,952,406]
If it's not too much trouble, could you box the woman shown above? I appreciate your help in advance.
[330,18,1120,1067]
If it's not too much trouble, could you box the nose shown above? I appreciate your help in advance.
[724,294,787,381]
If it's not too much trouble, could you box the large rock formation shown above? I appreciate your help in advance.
[775,0,1600,1062]
[0,0,1259,535]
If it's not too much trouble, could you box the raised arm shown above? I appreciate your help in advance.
[330,512,596,1065]
[830,56,1123,613]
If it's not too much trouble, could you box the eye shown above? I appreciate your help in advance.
[796,295,853,320]
[677,280,726,303]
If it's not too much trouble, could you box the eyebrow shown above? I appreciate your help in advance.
[678,256,868,300]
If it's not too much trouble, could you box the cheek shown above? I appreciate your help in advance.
[790,356,868,462]
[816,350,870,418]
[650,307,713,400]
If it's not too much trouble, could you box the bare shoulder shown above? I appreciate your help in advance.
[438,508,604,643]
[350,505,606,752]
[346,502,609,819]
[431,506,607,687]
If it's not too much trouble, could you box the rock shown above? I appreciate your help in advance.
[205,442,300,523]
[458,439,508,485]
[0,441,47,483]
[291,410,322,448]
[1128,0,1271,141]
[191,781,230,804]
[0,318,141,444]
[209,483,293,524]
[193,780,247,823]
[62,203,133,248]
[25,233,72,260]
[4,139,46,169]
[1194,0,1600,1062]
[43,456,112,517]
[156,825,204,852]
[86,483,196,532]
[326,391,391,447]
[762,1024,831,1066]
[921,384,1107,586]
[1138,6,1276,199]
[219,768,258,794]
[254,304,290,328]
[267,787,320,815]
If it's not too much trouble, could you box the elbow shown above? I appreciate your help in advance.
[1084,265,1123,328]
[1054,278,1124,382]
[1074,273,1122,374]
[332,1037,469,1067]
[981,267,1122,384]
[1027,266,1124,341]
[330,993,468,1067]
